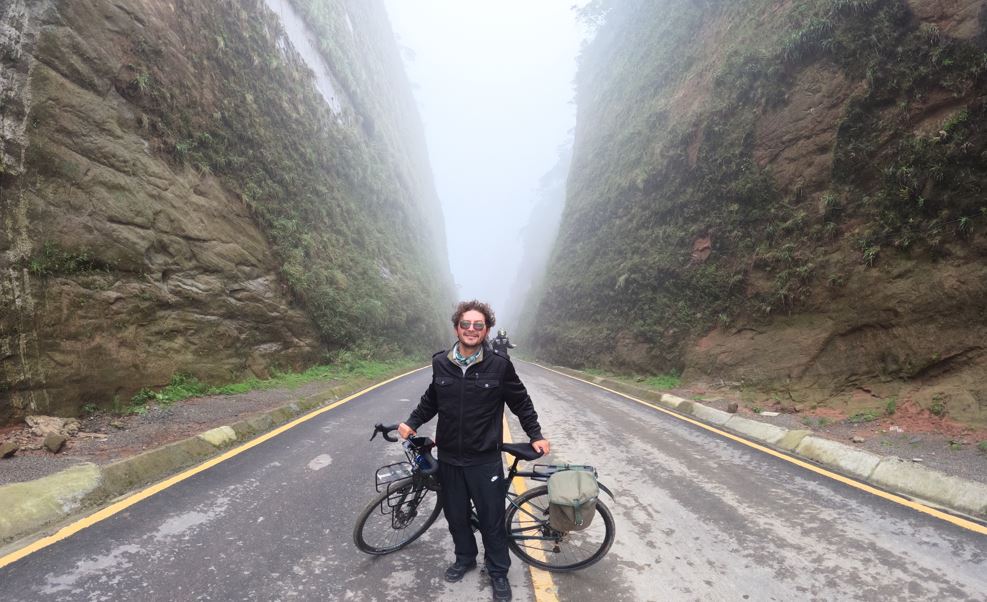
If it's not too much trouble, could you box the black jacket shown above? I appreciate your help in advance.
[491,335,515,354]
[406,343,543,466]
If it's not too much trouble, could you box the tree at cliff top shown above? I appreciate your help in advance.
[0,0,452,421]
[530,0,987,425]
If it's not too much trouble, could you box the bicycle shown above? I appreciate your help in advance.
[352,423,616,572]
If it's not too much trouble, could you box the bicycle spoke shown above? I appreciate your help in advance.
[506,485,615,571]
[355,478,441,554]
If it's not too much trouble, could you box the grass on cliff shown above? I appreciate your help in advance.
[25,241,114,277]
[532,0,987,374]
[124,355,422,413]
[112,0,450,354]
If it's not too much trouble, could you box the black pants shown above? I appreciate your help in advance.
[438,459,510,578]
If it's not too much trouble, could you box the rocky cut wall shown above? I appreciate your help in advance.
[0,0,452,423]
[532,0,987,425]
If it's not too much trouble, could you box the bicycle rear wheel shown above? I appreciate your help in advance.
[353,476,442,555]
[505,485,615,572]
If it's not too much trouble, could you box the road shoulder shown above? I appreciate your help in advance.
[538,363,987,522]
[0,366,423,552]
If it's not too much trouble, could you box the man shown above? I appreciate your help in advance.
[399,300,549,602]
[491,329,516,358]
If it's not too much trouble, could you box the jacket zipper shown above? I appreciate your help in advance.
[458,366,468,461]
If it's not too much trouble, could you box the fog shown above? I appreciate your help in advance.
[384,1,586,331]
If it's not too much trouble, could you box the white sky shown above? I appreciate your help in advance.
[384,0,587,320]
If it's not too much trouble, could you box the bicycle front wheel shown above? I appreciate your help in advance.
[353,476,442,555]
[505,485,615,572]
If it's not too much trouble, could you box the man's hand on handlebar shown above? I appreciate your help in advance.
[531,439,550,455]
[398,423,416,439]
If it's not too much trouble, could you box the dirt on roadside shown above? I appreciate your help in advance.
[676,382,987,486]
[0,380,342,486]
[4,369,985,492]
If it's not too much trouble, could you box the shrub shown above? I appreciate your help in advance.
[128,373,210,409]
[130,388,157,407]
[848,411,878,423]
[643,374,682,389]
[26,241,110,277]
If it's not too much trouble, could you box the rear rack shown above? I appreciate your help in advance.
[530,463,597,481]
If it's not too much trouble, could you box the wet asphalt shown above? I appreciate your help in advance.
[0,362,985,601]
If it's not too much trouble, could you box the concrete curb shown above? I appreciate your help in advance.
[0,375,403,546]
[542,365,987,520]
[0,464,103,542]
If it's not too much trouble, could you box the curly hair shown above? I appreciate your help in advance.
[451,299,496,330]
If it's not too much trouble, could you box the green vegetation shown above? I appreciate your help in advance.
[884,398,897,416]
[802,416,832,428]
[582,367,681,390]
[131,373,211,408]
[130,71,152,95]
[121,357,419,413]
[25,241,111,277]
[114,1,450,355]
[642,374,682,389]
[530,0,987,376]
[848,411,879,424]
[978,441,987,454]
[209,355,418,395]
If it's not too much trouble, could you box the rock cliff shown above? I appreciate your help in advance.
[532,0,987,426]
[0,0,452,422]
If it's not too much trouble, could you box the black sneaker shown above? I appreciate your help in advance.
[444,560,477,583]
[490,575,512,601]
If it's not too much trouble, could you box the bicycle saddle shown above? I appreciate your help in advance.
[501,442,543,461]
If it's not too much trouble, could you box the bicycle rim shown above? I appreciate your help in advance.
[506,485,615,572]
[353,477,442,555]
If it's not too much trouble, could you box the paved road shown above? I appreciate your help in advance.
[1,362,985,601]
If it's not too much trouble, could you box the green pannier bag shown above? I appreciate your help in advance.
[546,469,599,531]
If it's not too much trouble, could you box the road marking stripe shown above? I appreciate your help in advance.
[502,416,559,602]
[0,366,429,570]
[529,362,987,536]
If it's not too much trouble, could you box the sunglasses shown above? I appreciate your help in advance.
[458,320,487,331]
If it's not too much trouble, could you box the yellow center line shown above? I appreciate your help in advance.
[0,366,429,570]
[530,362,987,536]
[502,416,559,602]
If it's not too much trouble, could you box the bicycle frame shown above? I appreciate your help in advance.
[496,455,615,544]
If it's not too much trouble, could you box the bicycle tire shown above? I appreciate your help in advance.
[353,476,443,555]
[505,485,615,572]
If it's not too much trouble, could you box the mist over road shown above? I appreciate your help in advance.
[1,364,984,601]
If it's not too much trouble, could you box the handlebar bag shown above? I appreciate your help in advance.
[546,469,599,531]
